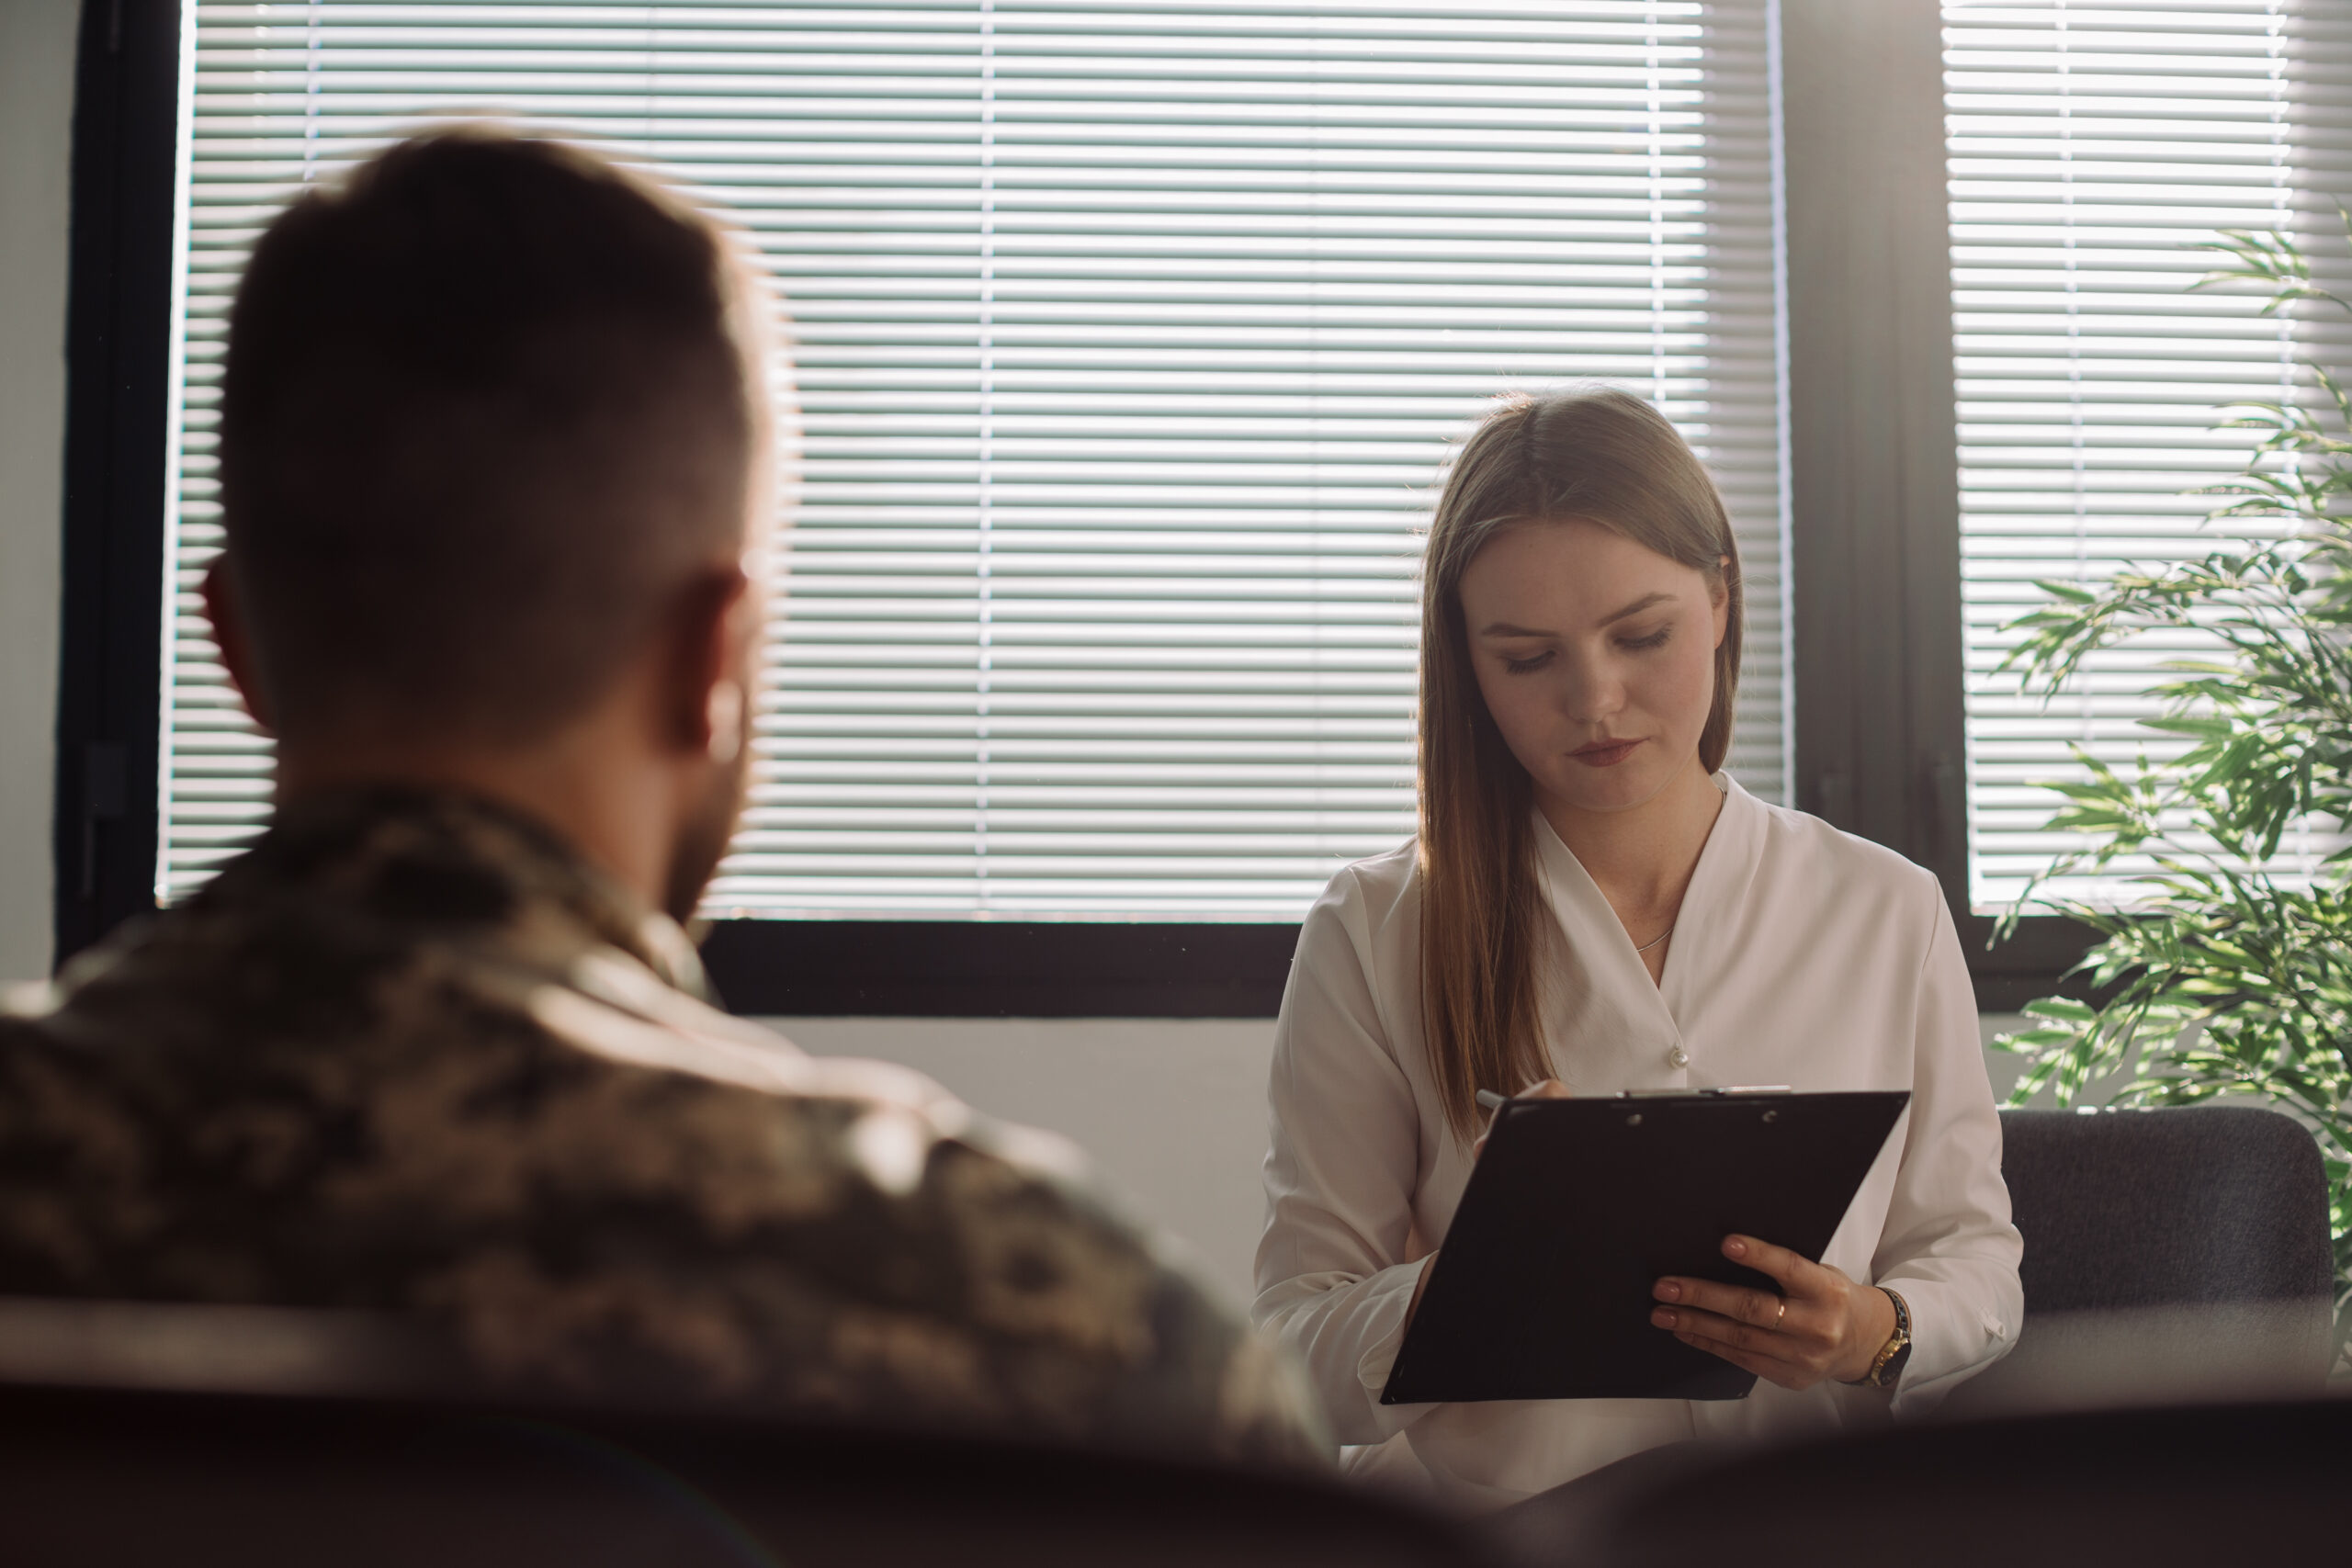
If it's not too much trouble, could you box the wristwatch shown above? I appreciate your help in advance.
[1845,1287,1911,1389]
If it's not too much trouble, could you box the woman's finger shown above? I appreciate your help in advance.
[1653,1275,1787,1331]
[1720,1233,1818,1290]
[1652,1303,1804,1358]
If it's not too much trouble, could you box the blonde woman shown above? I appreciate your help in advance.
[1253,389,2021,1510]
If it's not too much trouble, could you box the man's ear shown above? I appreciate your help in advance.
[202,558,277,736]
[665,562,757,761]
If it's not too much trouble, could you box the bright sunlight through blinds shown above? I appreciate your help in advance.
[162,2,1792,919]
[1946,0,2352,909]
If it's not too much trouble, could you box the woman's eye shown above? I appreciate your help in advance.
[1620,627,1671,651]
[1503,650,1554,675]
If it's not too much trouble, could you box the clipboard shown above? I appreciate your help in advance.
[1379,1089,1909,1404]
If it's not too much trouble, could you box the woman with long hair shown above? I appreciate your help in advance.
[1253,388,2021,1509]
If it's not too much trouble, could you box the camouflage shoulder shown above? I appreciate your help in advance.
[901,1112,1332,1470]
[508,950,1332,1464]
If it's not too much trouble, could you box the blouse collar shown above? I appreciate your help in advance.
[1527,773,1763,1070]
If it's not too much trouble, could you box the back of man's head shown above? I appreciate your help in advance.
[219,129,765,746]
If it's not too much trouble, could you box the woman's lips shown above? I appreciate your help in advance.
[1569,739,1643,769]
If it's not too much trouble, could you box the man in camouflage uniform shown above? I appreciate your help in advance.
[0,130,1326,1469]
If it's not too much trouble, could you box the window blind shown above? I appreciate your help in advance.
[1946,0,2352,908]
[163,0,1792,920]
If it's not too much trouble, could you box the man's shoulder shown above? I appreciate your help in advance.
[510,963,1330,1461]
[0,932,1329,1467]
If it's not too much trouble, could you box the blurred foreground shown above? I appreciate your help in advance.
[1,1293,2343,1568]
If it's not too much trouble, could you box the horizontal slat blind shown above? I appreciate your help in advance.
[163,1,1790,920]
[1947,0,2352,908]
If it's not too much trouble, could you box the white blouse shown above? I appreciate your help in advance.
[1252,776,2022,1511]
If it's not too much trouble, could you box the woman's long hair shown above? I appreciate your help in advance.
[1418,388,1746,1142]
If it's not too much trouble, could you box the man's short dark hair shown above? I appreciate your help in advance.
[219,129,763,743]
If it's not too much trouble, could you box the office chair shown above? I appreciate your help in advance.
[1942,1103,2337,1416]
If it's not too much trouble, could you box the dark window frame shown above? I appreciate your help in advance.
[54,0,177,965]
[55,0,2092,1015]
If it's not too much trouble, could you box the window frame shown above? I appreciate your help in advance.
[1776,0,2095,1010]
[55,0,2092,1014]
[55,0,179,967]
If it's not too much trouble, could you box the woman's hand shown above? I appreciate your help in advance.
[1649,1234,1897,1390]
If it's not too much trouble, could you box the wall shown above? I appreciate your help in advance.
[778,1017,1280,1307]
[0,0,77,986]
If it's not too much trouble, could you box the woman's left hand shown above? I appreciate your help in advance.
[1649,1234,1896,1390]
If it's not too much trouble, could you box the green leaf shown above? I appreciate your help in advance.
[2140,715,2235,739]
[1996,220,2352,1325]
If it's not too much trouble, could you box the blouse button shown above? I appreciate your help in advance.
[1668,1046,1690,1069]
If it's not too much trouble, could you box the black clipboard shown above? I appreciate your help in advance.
[1380,1089,1909,1404]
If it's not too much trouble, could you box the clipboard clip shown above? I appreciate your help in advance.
[1619,1086,1792,1099]
[1474,1085,1794,1114]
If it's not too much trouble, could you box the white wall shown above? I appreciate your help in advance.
[0,0,77,986]
[776,1017,1280,1307]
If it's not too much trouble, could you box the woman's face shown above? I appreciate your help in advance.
[1456,517,1727,818]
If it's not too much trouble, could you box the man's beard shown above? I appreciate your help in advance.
[662,739,750,925]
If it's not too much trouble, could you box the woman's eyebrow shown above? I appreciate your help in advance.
[1476,592,1675,639]
[1596,591,1674,626]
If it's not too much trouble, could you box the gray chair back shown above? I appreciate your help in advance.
[1942,1104,2336,1416]
[2003,1104,2333,1310]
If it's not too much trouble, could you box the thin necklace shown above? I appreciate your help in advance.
[1634,923,1675,954]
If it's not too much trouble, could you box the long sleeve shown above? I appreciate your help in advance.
[1871,892,2025,1414]
[1250,870,1438,1447]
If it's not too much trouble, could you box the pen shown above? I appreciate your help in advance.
[1475,1089,1510,1113]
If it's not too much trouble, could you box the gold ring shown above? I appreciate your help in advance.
[1773,1299,1787,1331]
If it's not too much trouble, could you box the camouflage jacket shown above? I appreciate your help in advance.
[0,788,1326,1467]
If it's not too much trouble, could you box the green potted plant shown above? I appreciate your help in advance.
[1994,216,2352,1365]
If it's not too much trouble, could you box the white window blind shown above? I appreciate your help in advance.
[164,1,1792,920]
[1947,0,2352,908]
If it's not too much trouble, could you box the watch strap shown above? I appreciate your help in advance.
[1848,1287,1911,1389]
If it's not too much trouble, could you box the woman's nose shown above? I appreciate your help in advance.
[1555,656,1624,724]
